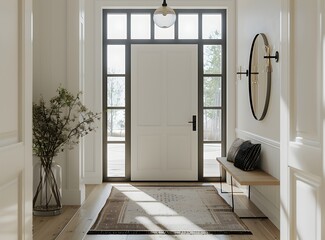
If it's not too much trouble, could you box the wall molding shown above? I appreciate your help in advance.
[62,187,86,205]
[83,176,102,184]
[236,128,280,229]
[236,128,280,149]
[0,176,18,191]
[0,131,18,148]
[294,136,321,148]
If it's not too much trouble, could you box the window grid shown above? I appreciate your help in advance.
[103,9,227,181]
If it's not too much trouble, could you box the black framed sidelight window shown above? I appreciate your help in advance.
[103,9,227,182]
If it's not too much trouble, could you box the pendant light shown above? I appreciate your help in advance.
[153,0,176,28]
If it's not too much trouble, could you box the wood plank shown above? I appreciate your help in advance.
[217,157,280,185]
[55,183,112,240]
[33,205,79,240]
[32,185,96,240]
[242,219,280,240]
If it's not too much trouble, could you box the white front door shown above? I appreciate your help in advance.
[281,0,325,239]
[131,45,198,181]
[0,0,33,239]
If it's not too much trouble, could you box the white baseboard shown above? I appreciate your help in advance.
[251,187,280,229]
[62,187,86,205]
[83,176,102,184]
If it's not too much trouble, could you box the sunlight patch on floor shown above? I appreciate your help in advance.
[114,184,209,234]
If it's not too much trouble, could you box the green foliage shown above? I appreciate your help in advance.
[33,87,100,164]
[204,77,221,107]
[203,31,222,75]
[204,45,222,74]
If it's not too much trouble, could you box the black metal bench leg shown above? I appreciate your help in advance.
[231,176,234,212]
[219,168,223,192]
[219,166,227,193]
[248,185,251,199]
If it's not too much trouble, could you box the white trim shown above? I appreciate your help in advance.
[226,1,237,150]
[290,168,322,240]
[83,176,103,184]
[280,0,291,238]
[0,142,24,153]
[21,0,33,238]
[236,128,280,149]
[95,0,235,9]
[294,137,321,148]
[62,187,86,205]
[0,177,19,191]
[251,186,280,229]
[65,0,85,204]
[0,131,19,147]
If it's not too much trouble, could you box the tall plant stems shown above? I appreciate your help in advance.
[33,87,100,214]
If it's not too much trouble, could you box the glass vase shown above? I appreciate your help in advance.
[33,160,62,216]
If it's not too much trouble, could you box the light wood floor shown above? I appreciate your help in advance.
[33,183,280,240]
[33,185,97,240]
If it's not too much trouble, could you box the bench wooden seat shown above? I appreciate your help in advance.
[216,157,279,217]
[217,157,280,186]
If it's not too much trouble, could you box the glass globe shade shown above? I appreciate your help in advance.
[153,6,176,28]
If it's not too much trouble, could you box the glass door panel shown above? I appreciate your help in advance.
[107,144,125,177]
[178,14,199,39]
[203,143,221,177]
[107,14,127,39]
[202,14,222,39]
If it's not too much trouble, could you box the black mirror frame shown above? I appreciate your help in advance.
[248,33,272,121]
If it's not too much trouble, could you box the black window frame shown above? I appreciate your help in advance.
[102,9,227,182]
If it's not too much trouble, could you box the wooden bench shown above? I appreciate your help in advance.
[216,157,280,217]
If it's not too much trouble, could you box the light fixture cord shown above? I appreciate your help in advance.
[162,0,167,7]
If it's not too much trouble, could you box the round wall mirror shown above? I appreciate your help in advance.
[248,33,272,121]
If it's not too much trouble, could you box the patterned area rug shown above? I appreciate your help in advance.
[88,185,251,235]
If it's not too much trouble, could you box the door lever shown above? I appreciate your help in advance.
[188,115,196,131]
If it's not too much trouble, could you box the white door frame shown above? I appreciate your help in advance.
[280,0,325,239]
[0,0,33,239]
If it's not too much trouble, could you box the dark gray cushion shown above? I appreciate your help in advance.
[234,141,261,171]
[227,138,245,162]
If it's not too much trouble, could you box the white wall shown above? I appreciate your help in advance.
[33,0,86,205]
[236,0,281,228]
[33,0,67,99]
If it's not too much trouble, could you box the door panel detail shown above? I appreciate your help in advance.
[131,44,198,181]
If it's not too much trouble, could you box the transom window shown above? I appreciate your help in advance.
[103,9,226,181]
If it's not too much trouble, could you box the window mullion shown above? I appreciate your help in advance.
[103,9,226,181]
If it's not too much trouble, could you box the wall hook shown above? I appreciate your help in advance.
[264,51,279,62]
[237,69,248,76]
[236,66,248,80]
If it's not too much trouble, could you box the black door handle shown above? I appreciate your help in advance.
[188,115,196,131]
